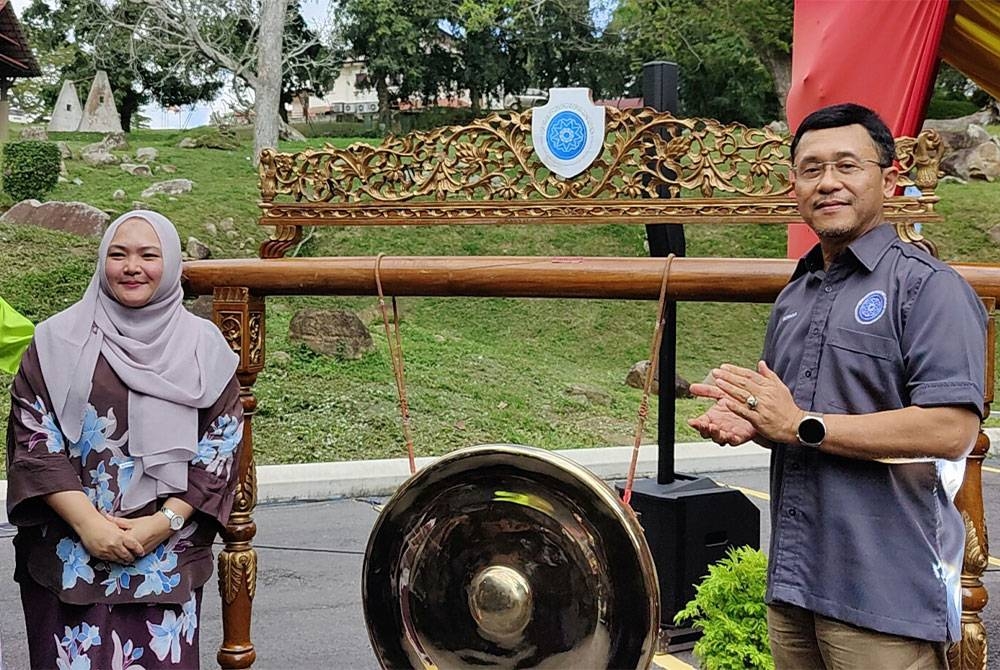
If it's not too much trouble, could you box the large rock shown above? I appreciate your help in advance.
[19,126,48,140]
[940,140,1000,182]
[135,147,159,163]
[81,149,120,166]
[82,133,128,156]
[186,236,211,259]
[923,108,998,134]
[935,124,992,152]
[102,132,129,150]
[625,360,691,398]
[177,137,199,149]
[120,163,152,177]
[289,309,374,359]
[141,179,194,198]
[56,141,73,159]
[0,199,110,237]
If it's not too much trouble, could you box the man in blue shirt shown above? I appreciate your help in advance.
[689,103,986,669]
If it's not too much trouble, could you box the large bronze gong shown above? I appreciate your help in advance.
[363,444,660,669]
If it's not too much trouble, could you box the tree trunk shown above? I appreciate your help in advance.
[376,77,391,131]
[761,50,792,125]
[119,91,142,134]
[470,84,482,115]
[278,90,290,123]
[254,0,288,164]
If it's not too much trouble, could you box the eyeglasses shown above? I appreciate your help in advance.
[792,159,885,182]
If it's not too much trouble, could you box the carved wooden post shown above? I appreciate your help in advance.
[951,296,994,670]
[212,287,265,669]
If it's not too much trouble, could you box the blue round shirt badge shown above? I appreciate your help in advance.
[855,290,887,325]
[546,111,587,161]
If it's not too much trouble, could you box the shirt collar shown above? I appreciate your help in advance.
[846,224,897,272]
[790,224,896,279]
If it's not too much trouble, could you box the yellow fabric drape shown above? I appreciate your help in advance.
[940,0,1000,102]
[0,296,34,374]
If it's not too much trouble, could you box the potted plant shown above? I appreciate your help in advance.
[675,546,773,669]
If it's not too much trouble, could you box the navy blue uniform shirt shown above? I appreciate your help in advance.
[763,223,986,642]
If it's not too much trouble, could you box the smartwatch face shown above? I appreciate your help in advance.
[799,416,825,445]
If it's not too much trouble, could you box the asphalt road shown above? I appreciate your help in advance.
[3,464,1000,669]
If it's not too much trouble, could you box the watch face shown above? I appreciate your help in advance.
[170,516,184,530]
[799,416,825,445]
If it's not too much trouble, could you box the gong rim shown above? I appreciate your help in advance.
[362,444,660,669]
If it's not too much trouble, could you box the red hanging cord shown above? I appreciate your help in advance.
[623,254,676,506]
[374,254,417,475]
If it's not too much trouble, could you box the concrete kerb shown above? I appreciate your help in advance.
[4,429,1000,523]
[250,440,772,503]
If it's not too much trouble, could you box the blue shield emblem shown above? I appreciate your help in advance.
[531,88,606,179]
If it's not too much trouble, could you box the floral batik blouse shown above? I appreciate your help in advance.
[6,342,244,606]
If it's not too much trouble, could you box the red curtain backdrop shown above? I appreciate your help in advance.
[784,0,950,258]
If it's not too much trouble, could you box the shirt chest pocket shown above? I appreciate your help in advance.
[819,327,903,413]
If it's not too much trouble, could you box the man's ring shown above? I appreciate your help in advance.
[746,394,759,410]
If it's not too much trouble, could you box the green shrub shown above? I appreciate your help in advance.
[926,96,979,120]
[2,140,61,202]
[292,120,380,139]
[675,546,773,670]
[188,128,242,150]
[397,107,479,133]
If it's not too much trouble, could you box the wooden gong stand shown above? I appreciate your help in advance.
[181,108,995,669]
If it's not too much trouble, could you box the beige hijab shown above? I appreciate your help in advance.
[33,210,238,511]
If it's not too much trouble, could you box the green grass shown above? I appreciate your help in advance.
[0,126,996,476]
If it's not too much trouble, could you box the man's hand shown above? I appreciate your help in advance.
[77,515,146,563]
[711,361,803,444]
[106,513,173,556]
[689,382,757,446]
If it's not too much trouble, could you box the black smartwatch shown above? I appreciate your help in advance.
[796,413,826,448]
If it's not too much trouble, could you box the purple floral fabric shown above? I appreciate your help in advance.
[6,341,243,666]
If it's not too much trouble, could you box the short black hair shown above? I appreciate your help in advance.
[791,103,895,167]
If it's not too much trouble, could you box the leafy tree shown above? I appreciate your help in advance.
[340,0,627,123]
[108,0,337,161]
[17,0,223,132]
[934,62,993,109]
[279,7,341,123]
[336,0,448,128]
[613,0,791,125]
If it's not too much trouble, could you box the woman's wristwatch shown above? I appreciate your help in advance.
[159,504,185,531]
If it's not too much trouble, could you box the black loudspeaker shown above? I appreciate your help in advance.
[617,475,761,634]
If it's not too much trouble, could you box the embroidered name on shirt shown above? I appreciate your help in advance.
[855,290,887,325]
[781,311,798,323]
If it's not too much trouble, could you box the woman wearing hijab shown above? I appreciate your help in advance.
[6,211,242,669]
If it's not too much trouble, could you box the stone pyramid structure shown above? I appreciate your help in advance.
[77,70,123,133]
[47,80,83,132]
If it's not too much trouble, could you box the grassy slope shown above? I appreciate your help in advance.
[0,127,997,475]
